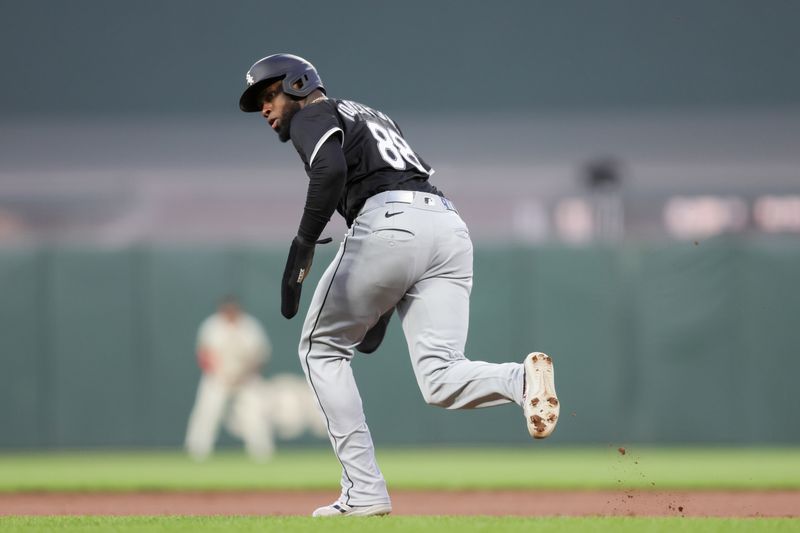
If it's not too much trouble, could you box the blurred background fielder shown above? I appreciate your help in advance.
[185,296,273,461]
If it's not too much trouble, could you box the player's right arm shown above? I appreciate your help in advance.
[280,103,347,319]
[197,347,214,373]
[296,137,346,243]
[196,318,216,373]
[291,102,346,244]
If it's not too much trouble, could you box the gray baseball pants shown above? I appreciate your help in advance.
[298,190,525,506]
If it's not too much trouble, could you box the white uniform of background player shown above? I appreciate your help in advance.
[185,297,273,461]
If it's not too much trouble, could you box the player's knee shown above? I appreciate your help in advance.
[297,333,324,363]
[301,347,350,370]
[420,383,455,408]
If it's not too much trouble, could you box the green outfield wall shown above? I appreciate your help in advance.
[1,239,799,448]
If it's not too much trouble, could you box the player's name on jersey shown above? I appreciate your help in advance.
[337,100,393,123]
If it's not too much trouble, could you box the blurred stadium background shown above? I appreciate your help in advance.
[1,0,799,452]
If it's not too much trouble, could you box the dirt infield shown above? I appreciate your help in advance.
[2,490,799,517]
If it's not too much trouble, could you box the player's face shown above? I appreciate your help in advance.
[220,302,240,322]
[259,80,300,143]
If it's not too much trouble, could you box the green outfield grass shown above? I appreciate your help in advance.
[1,447,799,492]
[0,516,798,533]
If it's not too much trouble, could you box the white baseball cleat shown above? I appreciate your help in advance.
[523,352,559,439]
[311,501,393,517]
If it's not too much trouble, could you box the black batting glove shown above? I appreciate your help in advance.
[281,236,316,319]
[356,307,394,354]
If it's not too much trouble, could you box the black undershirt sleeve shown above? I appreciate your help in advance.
[296,134,346,243]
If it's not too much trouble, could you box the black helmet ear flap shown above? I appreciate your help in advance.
[282,72,307,97]
[288,73,309,92]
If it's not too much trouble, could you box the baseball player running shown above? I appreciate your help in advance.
[239,54,559,517]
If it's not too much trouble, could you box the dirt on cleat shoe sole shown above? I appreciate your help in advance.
[312,501,392,517]
[523,352,559,439]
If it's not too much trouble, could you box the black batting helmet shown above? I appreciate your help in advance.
[239,53,325,112]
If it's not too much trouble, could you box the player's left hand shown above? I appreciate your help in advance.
[281,236,316,319]
[356,307,394,354]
